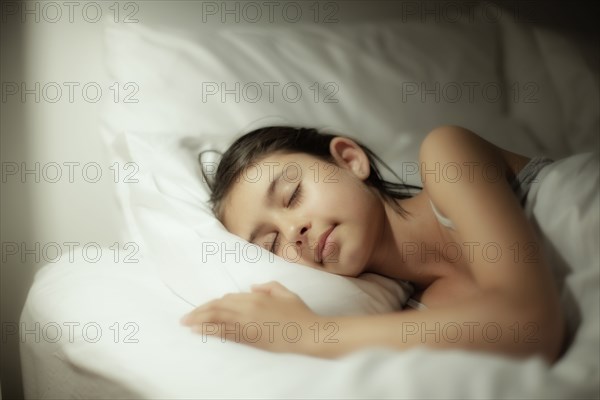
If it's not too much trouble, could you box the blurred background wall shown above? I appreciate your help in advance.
[1,1,597,398]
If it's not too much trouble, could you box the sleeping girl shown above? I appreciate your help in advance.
[180,125,566,364]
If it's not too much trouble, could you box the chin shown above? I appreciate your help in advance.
[326,258,365,278]
[333,246,369,277]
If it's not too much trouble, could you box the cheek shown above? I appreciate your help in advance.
[344,180,380,216]
[318,181,377,215]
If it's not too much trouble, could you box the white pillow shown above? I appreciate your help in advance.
[99,12,538,314]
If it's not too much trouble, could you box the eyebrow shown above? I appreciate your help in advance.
[247,170,284,244]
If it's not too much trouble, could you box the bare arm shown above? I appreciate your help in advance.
[308,289,554,362]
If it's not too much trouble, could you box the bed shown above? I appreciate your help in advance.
[19,1,599,398]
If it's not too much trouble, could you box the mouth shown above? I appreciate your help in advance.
[316,225,336,263]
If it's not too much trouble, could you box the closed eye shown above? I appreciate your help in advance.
[269,234,279,253]
[269,184,303,253]
[288,183,302,207]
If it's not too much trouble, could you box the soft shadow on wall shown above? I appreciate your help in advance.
[1,10,31,400]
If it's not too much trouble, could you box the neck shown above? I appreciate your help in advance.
[365,191,449,288]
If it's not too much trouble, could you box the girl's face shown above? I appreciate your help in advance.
[221,137,387,277]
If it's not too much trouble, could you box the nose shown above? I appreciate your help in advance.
[278,216,314,263]
[284,219,310,247]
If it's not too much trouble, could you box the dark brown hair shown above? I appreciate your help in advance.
[199,126,422,221]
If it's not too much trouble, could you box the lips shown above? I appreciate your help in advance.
[316,225,335,263]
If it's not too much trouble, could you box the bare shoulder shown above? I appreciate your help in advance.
[419,125,531,182]
[416,125,556,294]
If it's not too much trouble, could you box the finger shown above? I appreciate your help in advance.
[181,295,250,325]
[250,283,271,293]
[183,307,242,327]
[251,281,296,298]
[180,300,221,325]
[182,292,261,324]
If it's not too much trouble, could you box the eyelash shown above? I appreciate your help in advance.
[288,183,303,208]
[269,184,303,253]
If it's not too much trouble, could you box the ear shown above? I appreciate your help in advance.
[329,137,370,180]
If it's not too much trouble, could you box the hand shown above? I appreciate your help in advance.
[180,281,324,355]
